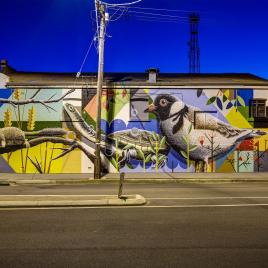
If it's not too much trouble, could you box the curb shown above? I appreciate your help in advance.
[6,178,268,185]
[0,194,146,207]
[0,181,10,186]
[2,172,268,185]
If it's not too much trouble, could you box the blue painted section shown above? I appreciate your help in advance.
[237,88,253,106]
[0,88,12,108]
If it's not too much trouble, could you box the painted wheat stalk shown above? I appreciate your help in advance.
[4,108,12,127]
[25,106,36,172]
[27,106,35,131]
[13,89,21,101]
[4,108,13,162]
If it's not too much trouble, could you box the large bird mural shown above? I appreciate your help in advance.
[0,86,267,174]
[145,94,266,171]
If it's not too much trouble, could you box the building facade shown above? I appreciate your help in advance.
[1,61,268,174]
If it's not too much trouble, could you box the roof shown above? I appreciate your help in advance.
[2,61,268,88]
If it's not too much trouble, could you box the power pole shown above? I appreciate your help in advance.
[188,13,200,73]
[94,1,107,179]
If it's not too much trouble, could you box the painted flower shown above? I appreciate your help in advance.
[199,136,205,146]
[122,89,127,98]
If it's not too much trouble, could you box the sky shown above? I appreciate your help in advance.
[1,0,268,78]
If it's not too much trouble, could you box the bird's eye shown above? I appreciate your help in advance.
[68,105,74,112]
[159,99,168,107]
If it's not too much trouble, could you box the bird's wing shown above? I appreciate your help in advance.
[194,111,246,138]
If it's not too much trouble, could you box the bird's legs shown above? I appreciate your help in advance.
[195,160,208,173]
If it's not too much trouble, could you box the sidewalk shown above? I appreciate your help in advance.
[1,172,268,185]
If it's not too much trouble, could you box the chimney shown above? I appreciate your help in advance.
[147,68,159,83]
[1,59,15,74]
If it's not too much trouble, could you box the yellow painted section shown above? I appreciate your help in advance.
[2,143,65,173]
[217,162,233,173]
[207,161,216,172]
[144,88,150,94]
[226,107,252,128]
[217,153,235,173]
[61,149,81,173]
[253,130,268,151]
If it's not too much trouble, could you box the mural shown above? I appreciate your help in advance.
[0,86,268,174]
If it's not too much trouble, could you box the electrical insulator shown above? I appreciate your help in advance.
[105,12,109,22]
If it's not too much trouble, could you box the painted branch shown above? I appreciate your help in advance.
[0,136,116,173]
[0,89,75,106]
[0,137,94,162]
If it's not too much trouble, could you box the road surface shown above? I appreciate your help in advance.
[0,183,268,267]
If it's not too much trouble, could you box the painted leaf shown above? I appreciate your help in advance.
[145,154,152,163]
[123,144,134,150]
[207,97,216,105]
[226,101,233,110]
[149,146,156,154]
[216,97,223,110]
[126,163,134,169]
[237,95,246,107]
[136,148,144,159]
[223,95,228,103]
[197,89,203,97]
[149,137,155,145]
[152,131,158,141]
[188,123,193,134]
[28,156,43,174]
[182,136,188,145]
[158,155,166,163]
[160,136,166,149]
[111,157,117,168]
[189,145,198,151]
[180,150,187,159]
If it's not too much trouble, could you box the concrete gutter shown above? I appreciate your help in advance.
[0,194,146,207]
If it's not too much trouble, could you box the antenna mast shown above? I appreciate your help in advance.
[188,13,200,73]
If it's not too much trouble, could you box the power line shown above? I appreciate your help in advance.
[108,5,199,14]
[99,0,143,7]
[108,8,189,19]
[134,17,184,24]
[76,32,97,78]
[131,14,188,21]
[108,7,128,21]
[130,15,188,23]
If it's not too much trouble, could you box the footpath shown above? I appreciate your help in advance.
[1,172,268,186]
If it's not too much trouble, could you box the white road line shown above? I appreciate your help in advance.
[1,203,268,211]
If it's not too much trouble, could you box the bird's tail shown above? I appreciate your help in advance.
[236,129,267,142]
[248,129,267,138]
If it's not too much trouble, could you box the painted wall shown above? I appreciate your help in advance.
[0,87,268,174]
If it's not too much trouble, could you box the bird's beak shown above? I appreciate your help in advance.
[144,103,157,113]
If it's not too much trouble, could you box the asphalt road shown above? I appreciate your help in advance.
[0,183,268,267]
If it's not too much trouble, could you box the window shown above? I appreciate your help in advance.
[129,89,149,122]
[250,99,267,118]
[194,111,218,129]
